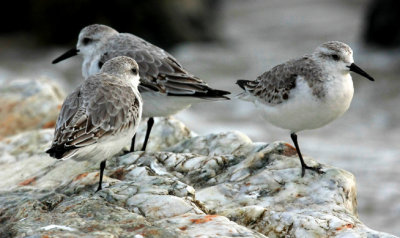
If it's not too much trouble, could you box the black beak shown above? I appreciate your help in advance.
[52,48,79,64]
[347,63,375,81]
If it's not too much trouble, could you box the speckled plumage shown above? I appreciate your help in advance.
[97,34,212,96]
[237,41,375,176]
[78,24,118,39]
[321,41,352,55]
[53,24,230,120]
[239,55,326,105]
[92,33,228,100]
[51,24,229,152]
[47,56,142,160]
[237,41,358,132]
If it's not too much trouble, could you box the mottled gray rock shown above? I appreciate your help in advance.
[0,117,192,191]
[0,117,397,237]
[134,117,194,152]
[0,78,65,138]
[0,190,183,238]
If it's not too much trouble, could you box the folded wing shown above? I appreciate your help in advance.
[237,56,322,105]
[99,34,230,99]
[46,75,140,159]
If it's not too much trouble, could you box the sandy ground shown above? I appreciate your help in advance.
[1,0,399,235]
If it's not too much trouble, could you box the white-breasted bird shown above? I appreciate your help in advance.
[237,41,375,177]
[52,24,230,152]
[47,56,143,191]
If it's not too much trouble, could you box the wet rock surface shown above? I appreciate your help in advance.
[0,117,397,237]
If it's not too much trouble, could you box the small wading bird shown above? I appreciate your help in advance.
[46,56,143,191]
[237,41,375,177]
[52,24,230,152]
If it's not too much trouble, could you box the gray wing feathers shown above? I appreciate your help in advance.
[100,49,208,95]
[243,56,322,104]
[100,34,213,96]
[55,89,82,130]
[252,63,298,104]
[51,75,139,150]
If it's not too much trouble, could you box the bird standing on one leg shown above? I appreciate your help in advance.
[46,56,143,191]
[237,41,375,177]
[52,24,230,152]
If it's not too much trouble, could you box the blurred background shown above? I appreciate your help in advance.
[0,0,399,235]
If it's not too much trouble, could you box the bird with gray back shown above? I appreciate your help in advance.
[52,24,230,152]
[237,41,375,177]
[47,56,143,191]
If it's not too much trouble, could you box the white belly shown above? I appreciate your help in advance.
[63,89,142,162]
[66,126,137,162]
[82,58,200,118]
[254,75,354,133]
[141,92,202,117]
[83,55,102,78]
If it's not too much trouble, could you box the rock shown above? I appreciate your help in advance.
[156,214,267,238]
[0,78,65,138]
[134,117,194,152]
[0,116,192,191]
[0,118,397,237]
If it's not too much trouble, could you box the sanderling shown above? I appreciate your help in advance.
[46,56,143,191]
[237,41,374,177]
[52,24,230,152]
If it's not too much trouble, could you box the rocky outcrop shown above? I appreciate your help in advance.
[0,78,396,238]
[0,116,397,237]
[0,78,64,138]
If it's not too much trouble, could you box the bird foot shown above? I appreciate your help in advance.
[301,164,325,177]
[121,149,134,156]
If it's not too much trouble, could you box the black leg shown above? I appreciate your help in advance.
[96,160,106,192]
[129,134,136,152]
[290,133,324,177]
[141,117,154,151]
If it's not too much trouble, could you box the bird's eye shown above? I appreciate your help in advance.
[82,38,92,45]
[331,54,340,61]
[98,61,104,69]
[131,68,138,74]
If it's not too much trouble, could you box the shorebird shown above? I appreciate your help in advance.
[46,56,143,191]
[237,41,375,177]
[52,24,230,152]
